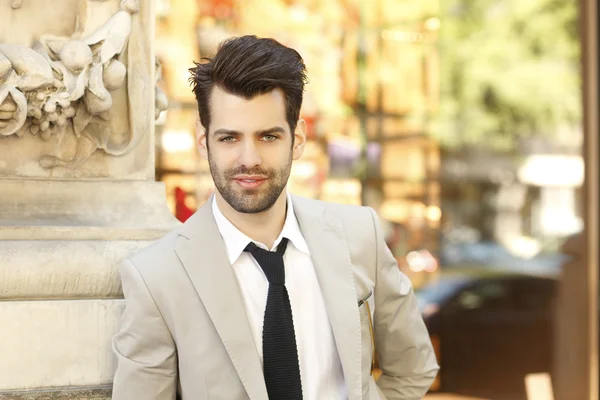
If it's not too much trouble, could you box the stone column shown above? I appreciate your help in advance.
[0,1,178,398]
[553,0,599,398]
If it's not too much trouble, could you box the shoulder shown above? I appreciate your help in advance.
[119,232,181,292]
[295,195,375,224]
[128,229,182,272]
[125,204,210,277]
[327,201,374,224]
[293,197,384,275]
[292,195,379,242]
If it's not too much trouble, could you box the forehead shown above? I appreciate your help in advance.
[209,86,288,133]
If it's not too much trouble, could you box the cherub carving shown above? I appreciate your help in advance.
[0,0,167,169]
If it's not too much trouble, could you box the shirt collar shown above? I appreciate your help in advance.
[212,193,310,265]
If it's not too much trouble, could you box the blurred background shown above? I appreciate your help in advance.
[152,1,595,399]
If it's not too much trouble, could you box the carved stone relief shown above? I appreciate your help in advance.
[0,0,166,175]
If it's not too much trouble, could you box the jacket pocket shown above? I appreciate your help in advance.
[359,290,375,398]
[358,290,373,320]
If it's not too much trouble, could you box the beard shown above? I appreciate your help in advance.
[208,153,292,214]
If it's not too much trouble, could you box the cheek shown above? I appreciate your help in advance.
[209,146,236,167]
[263,147,292,165]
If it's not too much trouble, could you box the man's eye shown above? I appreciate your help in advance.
[220,136,237,143]
[262,135,278,142]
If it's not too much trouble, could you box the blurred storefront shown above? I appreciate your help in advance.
[155,0,442,287]
[439,142,583,273]
[153,1,598,398]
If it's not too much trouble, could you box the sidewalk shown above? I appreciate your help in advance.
[424,394,488,400]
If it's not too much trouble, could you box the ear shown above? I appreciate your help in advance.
[292,119,307,160]
[196,119,208,160]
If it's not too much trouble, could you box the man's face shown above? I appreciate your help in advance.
[197,86,305,214]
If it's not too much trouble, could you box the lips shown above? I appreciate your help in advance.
[233,176,267,189]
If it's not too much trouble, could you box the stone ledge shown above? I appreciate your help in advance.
[0,179,179,235]
[0,239,154,299]
[0,386,111,400]
[0,226,171,241]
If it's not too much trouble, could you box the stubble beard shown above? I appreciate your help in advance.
[208,153,292,214]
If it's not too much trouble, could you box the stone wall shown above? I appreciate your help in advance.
[0,0,177,396]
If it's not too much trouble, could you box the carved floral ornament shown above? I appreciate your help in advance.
[0,0,168,169]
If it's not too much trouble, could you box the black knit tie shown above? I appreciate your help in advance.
[244,238,303,400]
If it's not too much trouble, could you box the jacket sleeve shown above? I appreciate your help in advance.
[112,259,178,400]
[368,207,440,399]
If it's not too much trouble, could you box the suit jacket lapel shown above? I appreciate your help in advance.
[174,201,268,400]
[292,196,363,400]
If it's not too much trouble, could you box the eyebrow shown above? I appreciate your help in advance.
[212,126,287,137]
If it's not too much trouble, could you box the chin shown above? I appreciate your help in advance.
[234,203,273,214]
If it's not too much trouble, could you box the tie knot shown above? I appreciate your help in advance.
[244,238,288,285]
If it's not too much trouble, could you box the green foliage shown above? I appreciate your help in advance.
[435,0,581,150]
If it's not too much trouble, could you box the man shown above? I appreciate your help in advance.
[112,35,438,400]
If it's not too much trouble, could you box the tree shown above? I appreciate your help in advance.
[435,0,581,150]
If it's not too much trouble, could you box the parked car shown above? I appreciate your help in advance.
[416,272,558,400]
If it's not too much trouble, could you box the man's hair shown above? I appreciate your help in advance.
[189,35,308,134]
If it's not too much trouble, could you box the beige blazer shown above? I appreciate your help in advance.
[112,195,439,400]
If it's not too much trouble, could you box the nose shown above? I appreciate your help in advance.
[238,138,262,168]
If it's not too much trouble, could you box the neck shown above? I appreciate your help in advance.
[215,190,288,249]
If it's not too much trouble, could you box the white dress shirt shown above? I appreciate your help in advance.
[212,194,346,400]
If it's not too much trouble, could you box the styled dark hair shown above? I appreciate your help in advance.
[189,35,308,134]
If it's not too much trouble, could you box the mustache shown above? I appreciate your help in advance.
[224,167,274,179]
